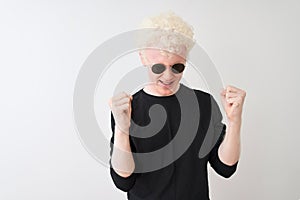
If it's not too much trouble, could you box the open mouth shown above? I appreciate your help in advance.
[159,80,174,87]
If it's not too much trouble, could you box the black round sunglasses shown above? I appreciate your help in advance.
[151,63,185,74]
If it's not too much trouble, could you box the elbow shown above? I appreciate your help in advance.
[211,158,239,179]
[114,182,134,192]
[220,169,237,179]
[218,161,238,179]
[110,167,136,192]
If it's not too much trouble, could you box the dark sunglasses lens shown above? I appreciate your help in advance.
[152,64,166,74]
[172,63,185,74]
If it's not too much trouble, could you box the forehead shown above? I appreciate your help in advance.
[142,49,186,64]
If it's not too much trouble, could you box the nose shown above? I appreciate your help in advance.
[162,66,174,79]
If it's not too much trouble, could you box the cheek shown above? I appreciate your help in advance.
[174,74,183,81]
[147,69,161,81]
[152,75,162,81]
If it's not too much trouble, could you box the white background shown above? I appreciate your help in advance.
[1,0,299,199]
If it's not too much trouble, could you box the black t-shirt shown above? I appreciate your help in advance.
[109,83,238,200]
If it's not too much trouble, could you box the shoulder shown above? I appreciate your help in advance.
[130,89,148,111]
[131,88,145,103]
[181,84,212,104]
[180,84,222,120]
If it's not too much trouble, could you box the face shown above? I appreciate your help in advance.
[140,49,186,96]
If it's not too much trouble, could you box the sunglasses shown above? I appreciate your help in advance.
[151,63,186,74]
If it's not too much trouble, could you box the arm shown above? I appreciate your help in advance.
[109,93,138,192]
[218,85,246,166]
[111,126,135,177]
[218,120,241,166]
[208,124,238,178]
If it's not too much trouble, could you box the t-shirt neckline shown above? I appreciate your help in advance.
[141,83,183,99]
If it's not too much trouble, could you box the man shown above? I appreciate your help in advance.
[109,11,246,200]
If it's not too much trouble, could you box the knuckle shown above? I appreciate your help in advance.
[241,90,246,97]
[121,91,128,97]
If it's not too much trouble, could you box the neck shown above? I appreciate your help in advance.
[143,83,180,96]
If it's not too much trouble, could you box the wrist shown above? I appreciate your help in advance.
[228,117,242,126]
[115,125,130,136]
[226,119,242,136]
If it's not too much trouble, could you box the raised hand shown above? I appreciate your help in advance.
[220,85,246,123]
[109,92,133,134]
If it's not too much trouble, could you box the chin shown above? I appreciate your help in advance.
[157,86,175,96]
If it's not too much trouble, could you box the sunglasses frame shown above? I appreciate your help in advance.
[151,63,186,74]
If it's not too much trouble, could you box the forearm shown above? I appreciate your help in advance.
[111,126,135,178]
[218,119,241,166]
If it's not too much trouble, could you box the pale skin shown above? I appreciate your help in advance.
[219,85,246,165]
[109,49,246,177]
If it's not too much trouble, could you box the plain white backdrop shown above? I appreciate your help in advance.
[0,0,299,199]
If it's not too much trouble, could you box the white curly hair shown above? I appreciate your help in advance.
[137,11,195,58]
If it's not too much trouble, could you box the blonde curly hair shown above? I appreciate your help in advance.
[137,11,195,58]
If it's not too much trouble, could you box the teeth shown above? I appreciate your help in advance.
[160,80,172,85]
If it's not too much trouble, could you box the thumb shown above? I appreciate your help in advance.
[232,102,240,108]
[220,89,227,107]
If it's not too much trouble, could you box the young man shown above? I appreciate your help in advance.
[109,12,246,200]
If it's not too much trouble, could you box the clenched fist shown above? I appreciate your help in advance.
[220,85,246,123]
[109,92,133,134]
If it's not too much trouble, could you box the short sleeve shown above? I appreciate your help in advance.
[109,112,138,192]
[208,96,238,178]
